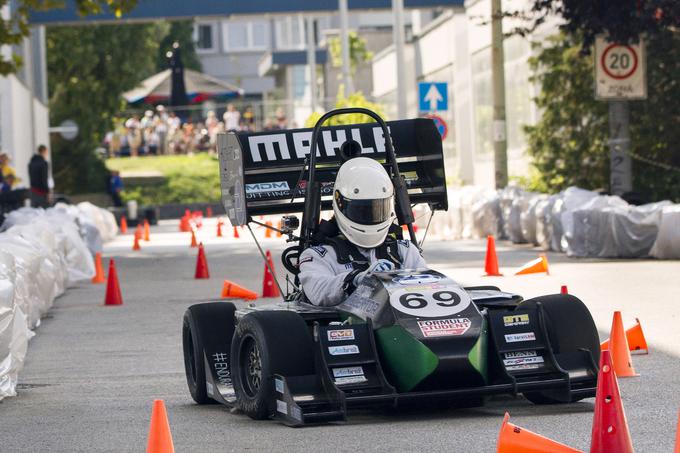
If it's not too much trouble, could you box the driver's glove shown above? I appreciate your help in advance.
[352,259,395,288]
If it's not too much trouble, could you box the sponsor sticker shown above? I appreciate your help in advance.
[332,366,364,378]
[503,350,545,367]
[327,329,355,342]
[504,332,536,343]
[503,313,530,327]
[291,406,302,421]
[328,345,360,356]
[392,274,442,285]
[417,318,471,337]
[275,378,284,394]
[245,181,290,194]
[276,400,287,415]
[335,375,368,385]
[506,363,541,371]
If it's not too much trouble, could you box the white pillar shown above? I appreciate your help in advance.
[339,0,353,94]
[392,0,407,119]
[306,16,317,112]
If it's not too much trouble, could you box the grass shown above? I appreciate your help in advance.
[105,154,220,205]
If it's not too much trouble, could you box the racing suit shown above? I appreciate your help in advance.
[299,239,426,307]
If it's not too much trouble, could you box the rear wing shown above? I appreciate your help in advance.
[217,118,448,226]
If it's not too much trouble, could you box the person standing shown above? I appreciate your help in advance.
[109,170,123,207]
[28,145,50,208]
[223,104,241,132]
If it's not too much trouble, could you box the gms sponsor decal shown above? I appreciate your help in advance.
[503,350,545,367]
[334,375,368,385]
[503,313,530,327]
[245,181,290,195]
[417,318,471,337]
[504,332,536,343]
[327,329,355,341]
[328,345,360,356]
[332,366,364,378]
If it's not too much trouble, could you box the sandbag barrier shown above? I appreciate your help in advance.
[0,203,117,400]
[422,185,680,259]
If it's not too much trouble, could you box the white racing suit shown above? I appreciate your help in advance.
[299,239,427,307]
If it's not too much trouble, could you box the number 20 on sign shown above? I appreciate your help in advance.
[594,36,647,100]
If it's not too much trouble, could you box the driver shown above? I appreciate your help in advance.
[299,157,426,307]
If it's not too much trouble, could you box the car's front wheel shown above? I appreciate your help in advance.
[230,311,315,419]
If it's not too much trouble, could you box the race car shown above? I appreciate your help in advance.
[182,108,600,426]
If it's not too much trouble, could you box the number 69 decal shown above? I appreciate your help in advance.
[389,286,471,318]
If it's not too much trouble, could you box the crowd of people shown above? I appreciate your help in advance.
[104,103,290,157]
[0,145,52,216]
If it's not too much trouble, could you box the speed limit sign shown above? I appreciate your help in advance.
[595,36,647,100]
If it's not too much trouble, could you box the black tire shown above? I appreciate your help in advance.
[183,302,236,404]
[519,294,600,404]
[230,311,315,420]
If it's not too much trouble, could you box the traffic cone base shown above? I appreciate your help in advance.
[221,280,258,300]
[92,252,106,284]
[147,399,175,453]
[497,413,583,453]
[195,244,210,279]
[608,311,638,377]
[600,318,648,354]
[104,259,123,306]
[484,235,503,276]
[515,254,550,275]
[590,350,634,453]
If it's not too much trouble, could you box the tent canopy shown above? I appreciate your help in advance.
[123,69,245,105]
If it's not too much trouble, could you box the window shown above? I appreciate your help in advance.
[274,16,305,50]
[193,22,217,53]
[223,20,269,52]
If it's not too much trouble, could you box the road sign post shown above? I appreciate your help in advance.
[595,36,646,196]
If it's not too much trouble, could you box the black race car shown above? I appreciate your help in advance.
[182,108,600,426]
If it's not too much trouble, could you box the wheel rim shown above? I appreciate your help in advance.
[240,335,262,397]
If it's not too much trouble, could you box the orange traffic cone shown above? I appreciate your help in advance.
[590,350,634,453]
[674,408,680,453]
[190,229,198,248]
[120,216,128,234]
[233,226,240,239]
[515,254,550,275]
[136,223,143,239]
[607,311,638,377]
[104,259,123,306]
[561,285,569,294]
[92,252,106,284]
[206,206,213,218]
[216,220,223,237]
[264,220,273,238]
[179,215,190,232]
[143,219,150,241]
[262,250,280,298]
[194,243,210,279]
[221,280,258,300]
[133,233,142,251]
[601,318,648,354]
[497,412,583,453]
[276,219,283,238]
[484,235,503,276]
[146,399,175,453]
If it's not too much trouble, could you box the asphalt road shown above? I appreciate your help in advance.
[1,219,678,452]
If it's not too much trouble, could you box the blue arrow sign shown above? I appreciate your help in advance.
[418,82,448,112]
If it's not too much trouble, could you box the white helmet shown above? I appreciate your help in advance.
[333,157,395,248]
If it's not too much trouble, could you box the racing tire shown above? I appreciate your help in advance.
[230,311,315,420]
[518,294,600,405]
[183,302,236,405]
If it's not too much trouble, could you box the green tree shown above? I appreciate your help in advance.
[155,21,202,72]
[305,90,386,128]
[524,31,680,201]
[0,0,139,74]
[47,23,160,193]
[328,32,373,75]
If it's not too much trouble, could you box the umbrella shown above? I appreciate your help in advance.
[123,69,245,105]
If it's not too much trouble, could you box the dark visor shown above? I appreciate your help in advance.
[335,190,392,225]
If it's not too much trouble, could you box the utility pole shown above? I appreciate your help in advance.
[338,0,353,94]
[306,16,318,112]
[491,0,508,188]
[392,0,407,119]
[608,101,632,195]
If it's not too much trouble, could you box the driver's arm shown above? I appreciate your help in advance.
[399,240,427,269]
[298,246,354,307]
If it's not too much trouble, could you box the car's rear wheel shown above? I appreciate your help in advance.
[231,311,315,419]
[183,302,236,404]
[518,294,600,405]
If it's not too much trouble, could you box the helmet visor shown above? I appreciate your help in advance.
[335,191,392,226]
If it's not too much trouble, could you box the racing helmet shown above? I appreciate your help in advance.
[333,157,395,248]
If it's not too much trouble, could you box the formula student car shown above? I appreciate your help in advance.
[182,108,600,426]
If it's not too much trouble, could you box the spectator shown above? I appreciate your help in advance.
[109,170,123,207]
[28,145,50,208]
[155,105,169,154]
[275,107,288,130]
[0,152,19,188]
[242,106,255,131]
[223,103,241,132]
